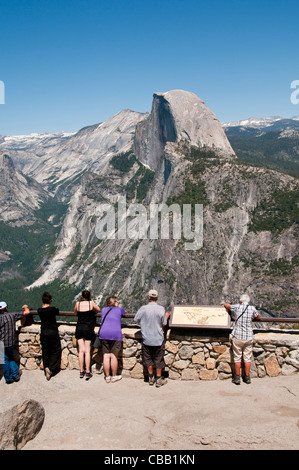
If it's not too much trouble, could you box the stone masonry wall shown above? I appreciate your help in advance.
[15,323,299,380]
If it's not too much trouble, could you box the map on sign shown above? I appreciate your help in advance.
[169,305,231,329]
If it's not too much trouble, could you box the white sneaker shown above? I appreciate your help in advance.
[111,375,122,383]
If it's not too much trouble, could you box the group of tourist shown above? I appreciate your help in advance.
[0,290,260,387]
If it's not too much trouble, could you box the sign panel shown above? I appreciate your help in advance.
[169,305,231,329]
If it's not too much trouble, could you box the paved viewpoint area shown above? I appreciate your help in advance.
[1,370,299,451]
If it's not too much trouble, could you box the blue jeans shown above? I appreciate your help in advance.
[2,345,20,383]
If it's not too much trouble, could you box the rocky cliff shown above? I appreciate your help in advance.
[0,90,298,316]
[0,152,47,224]
[0,109,147,193]
[133,90,235,172]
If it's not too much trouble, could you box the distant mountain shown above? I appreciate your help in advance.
[223,115,299,131]
[0,92,298,317]
[0,110,148,195]
[0,152,68,306]
[223,116,299,177]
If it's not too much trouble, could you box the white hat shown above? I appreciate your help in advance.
[148,289,158,298]
[0,301,7,310]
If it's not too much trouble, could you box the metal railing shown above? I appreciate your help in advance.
[29,311,134,319]
[27,311,298,324]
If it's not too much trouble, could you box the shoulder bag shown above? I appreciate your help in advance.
[92,307,113,349]
[235,304,249,323]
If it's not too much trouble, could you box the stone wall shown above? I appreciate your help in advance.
[16,323,299,380]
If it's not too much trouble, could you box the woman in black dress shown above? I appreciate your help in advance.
[38,291,61,380]
[74,290,101,380]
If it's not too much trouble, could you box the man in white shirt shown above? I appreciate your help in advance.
[134,290,170,387]
[224,294,260,385]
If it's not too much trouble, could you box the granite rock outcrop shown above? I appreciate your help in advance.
[0,90,298,316]
[0,399,45,450]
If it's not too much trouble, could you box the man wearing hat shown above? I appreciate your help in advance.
[134,289,170,387]
[0,301,31,384]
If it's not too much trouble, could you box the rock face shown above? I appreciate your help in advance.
[0,90,298,316]
[0,399,45,450]
[0,152,47,224]
[0,110,147,191]
[133,90,235,171]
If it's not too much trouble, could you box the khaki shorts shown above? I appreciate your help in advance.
[232,337,253,363]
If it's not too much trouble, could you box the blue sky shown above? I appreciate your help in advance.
[0,0,298,135]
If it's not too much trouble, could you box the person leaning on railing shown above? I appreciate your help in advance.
[99,296,126,384]
[0,301,31,384]
[134,289,170,388]
[74,290,101,380]
[37,291,62,381]
[224,294,260,385]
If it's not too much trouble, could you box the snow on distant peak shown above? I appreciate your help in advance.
[3,130,76,143]
[222,116,283,128]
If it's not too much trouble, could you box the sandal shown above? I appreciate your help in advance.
[45,367,52,381]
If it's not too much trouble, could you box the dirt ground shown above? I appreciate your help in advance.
[1,369,299,451]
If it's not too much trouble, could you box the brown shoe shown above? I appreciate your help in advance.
[13,370,22,382]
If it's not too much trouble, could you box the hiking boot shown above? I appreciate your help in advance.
[155,377,167,388]
[232,374,241,385]
[148,375,155,386]
[244,375,251,384]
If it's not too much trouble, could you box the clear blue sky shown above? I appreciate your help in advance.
[0,0,298,135]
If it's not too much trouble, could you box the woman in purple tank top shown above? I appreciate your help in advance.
[99,296,125,383]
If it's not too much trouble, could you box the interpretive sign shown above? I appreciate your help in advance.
[169,305,231,330]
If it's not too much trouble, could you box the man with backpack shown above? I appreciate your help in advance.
[224,294,260,385]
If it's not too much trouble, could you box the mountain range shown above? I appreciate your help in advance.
[224,115,299,178]
[223,115,299,129]
[0,90,298,317]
